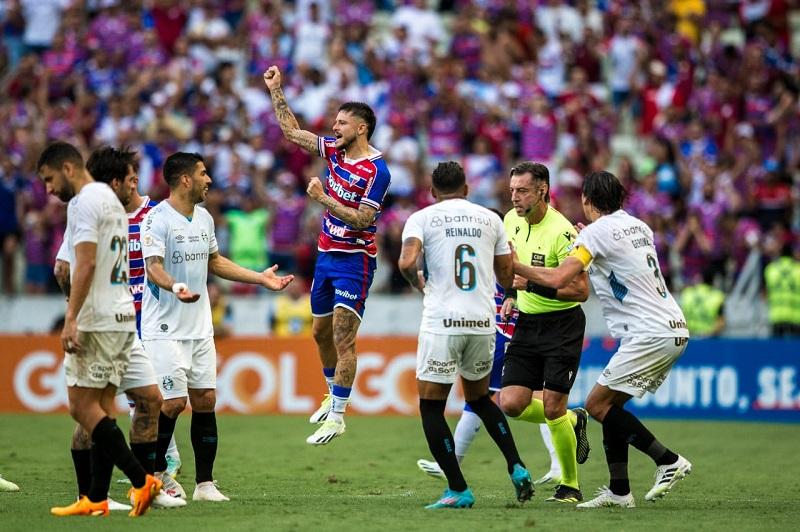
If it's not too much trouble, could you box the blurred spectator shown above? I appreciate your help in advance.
[208,281,233,339]
[763,242,800,337]
[681,270,726,337]
[270,274,312,337]
[0,0,794,336]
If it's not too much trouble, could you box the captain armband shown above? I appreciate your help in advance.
[569,245,593,270]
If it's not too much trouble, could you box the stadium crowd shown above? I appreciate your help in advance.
[0,0,798,309]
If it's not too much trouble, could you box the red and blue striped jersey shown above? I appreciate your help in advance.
[128,196,158,334]
[317,136,391,257]
[495,284,518,340]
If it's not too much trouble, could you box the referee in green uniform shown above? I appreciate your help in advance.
[498,162,590,503]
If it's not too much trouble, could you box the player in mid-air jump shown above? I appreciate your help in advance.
[264,65,391,445]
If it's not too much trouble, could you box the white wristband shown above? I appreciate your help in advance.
[172,282,188,294]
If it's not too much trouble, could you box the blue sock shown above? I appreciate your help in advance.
[331,384,351,415]
[323,367,335,393]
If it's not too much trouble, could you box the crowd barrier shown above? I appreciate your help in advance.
[1,336,797,422]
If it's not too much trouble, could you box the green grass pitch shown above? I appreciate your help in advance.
[1,414,798,531]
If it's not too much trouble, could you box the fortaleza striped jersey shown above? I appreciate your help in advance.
[128,196,158,335]
[316,136,391,256]
[494,284,518,340]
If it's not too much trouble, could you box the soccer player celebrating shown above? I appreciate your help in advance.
[142,152,293,501]
[264,65,391,445]
[499,162,591,503]
[398,162,533,509]
[38,141,161,517]
[54,146,185,509]
[513,170,692,508]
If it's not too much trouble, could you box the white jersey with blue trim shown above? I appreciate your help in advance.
[402,198,510,335]
[140,201,217,340]
[574,209,688,338]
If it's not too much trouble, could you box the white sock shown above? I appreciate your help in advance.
[454,410,482,464]
[325,377,335,394]
[539,423,560,474]
[167,435,179,460]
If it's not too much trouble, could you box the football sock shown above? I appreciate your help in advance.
[330,385,351,422]
[88,441,114,503]
[323,367,336,394]
[467,394,524,475]
[166,435,179,460]
[155,412,178,472]
[546,413,579,489]
[453,409,482,464]
[92,417,146,489]
[70,448,91,498]
[514,397,545,423]
[130,441,157,475]
[191,411,218,484]
[539,423,561,473]
[604,405,678,466]
[602,419,630,495]
[420,398,467,492]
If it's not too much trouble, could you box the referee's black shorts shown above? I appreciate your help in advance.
[501,306,586,394]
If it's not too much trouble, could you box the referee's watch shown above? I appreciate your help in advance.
[526,280,558,299]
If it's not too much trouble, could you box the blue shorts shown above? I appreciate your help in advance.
[490,333,510,392]
[311,251,376,319]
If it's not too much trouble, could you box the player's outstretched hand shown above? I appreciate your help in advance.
[261,264,294,291]
[173,283,201,303]
[61,317,81,355]
[574,222,586,233]
[263,66,282,91]
[306,177,324,202]
[512,274,528,291]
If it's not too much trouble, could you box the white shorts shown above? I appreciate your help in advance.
[598,336,689,398]
[118,337,157,394]
[64,331,133,389]
[416,332,495,384]
[144,337,217,400]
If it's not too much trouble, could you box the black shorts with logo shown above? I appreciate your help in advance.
[501,306,586,394]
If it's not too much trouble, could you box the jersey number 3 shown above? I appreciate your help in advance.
[454,244,476,291]
[110,235,128,285]
[646,253,668,298]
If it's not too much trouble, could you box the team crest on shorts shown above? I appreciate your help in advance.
[162,376,174,391]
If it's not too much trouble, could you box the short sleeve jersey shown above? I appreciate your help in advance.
[64,182,135,332]
[317,136,391,256]
[504,206,579,314]
[573,210,689,338]
[402,198,510,335]
[140,201,218,340]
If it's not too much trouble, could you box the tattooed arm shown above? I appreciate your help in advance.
[263,66,319,154]
[54,259,71,301]
[306,177,377,229]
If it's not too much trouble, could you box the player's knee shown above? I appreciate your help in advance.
[584,395,609,421]
[543,402,566,420]
[189,390,216,412]
[128,387,163,415]
[312,322,333,346]
[162,397,187,417]
[498,391,525,417]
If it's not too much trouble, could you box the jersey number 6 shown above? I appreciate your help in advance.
[454,244,477,291]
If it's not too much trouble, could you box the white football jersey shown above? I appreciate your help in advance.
[140,201,218,340]
[574,210,688,338]
[402,198,510,335]
[64,182,136,332]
